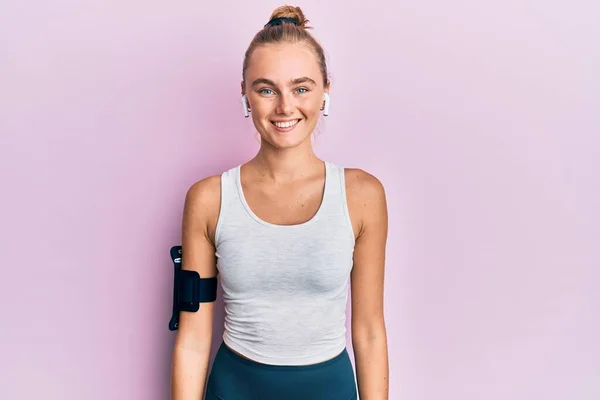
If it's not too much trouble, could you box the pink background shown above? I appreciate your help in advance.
[1,1,599,399]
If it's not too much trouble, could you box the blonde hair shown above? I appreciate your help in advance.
[242,5,329,87]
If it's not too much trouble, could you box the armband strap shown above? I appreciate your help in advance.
[168,245,217,331]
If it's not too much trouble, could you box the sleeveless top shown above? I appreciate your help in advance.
[214,161,356,366]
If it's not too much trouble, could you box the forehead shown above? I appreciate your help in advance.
[246,42,321,85]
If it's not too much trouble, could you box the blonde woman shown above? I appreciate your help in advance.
[171,5,389,399]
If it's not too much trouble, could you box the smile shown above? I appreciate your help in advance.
[271,119,301,129]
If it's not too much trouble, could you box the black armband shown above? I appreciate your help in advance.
[168,246,217,331]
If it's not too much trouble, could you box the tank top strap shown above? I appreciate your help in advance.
[319,161,350,216]
[214,165,244,246]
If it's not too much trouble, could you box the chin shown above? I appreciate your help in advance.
[267,136,310,149]
[262,131,312,149]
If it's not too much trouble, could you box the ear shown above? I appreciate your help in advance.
[241,81,251,111]
[322,80,331,109]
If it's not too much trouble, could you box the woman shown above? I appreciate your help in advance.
[171,5,389,399]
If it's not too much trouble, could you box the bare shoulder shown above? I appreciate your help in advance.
[183,174,222,243]
[344,168,388,236]
[345,168,386,201]
[185,174,221,207]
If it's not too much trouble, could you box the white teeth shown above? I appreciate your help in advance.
[274,119,299,128]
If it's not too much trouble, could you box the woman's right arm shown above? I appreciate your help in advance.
[171,176,221,400]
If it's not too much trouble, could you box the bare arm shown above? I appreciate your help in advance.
[346,169,389,399]
[171,175,221,400]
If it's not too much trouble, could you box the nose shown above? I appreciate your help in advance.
[275,92,294,115]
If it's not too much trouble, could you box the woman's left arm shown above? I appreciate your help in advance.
[347,169,389,400]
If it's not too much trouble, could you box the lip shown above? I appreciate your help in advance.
[271,118,301,133]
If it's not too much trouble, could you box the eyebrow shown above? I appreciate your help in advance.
[251,77,317,87]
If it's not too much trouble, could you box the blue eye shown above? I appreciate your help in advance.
[260,88,274,95]
[296,87,308,94]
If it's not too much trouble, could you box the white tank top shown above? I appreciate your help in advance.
[214,161,356,365]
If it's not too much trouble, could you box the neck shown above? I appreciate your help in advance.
[248,138,323,182]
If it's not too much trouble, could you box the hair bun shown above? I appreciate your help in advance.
[268,5,310,29]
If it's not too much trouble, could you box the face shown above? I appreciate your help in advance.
[242,42,329,149]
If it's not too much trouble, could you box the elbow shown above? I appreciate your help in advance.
[351,317,387,347]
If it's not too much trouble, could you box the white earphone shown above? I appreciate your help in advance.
[322,93,330,116]
[240,93,330,118]
[241,95,250,118]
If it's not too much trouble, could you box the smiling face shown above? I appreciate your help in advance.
[243,42,329,149]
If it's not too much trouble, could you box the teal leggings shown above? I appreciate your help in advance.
[205,341,358,400]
